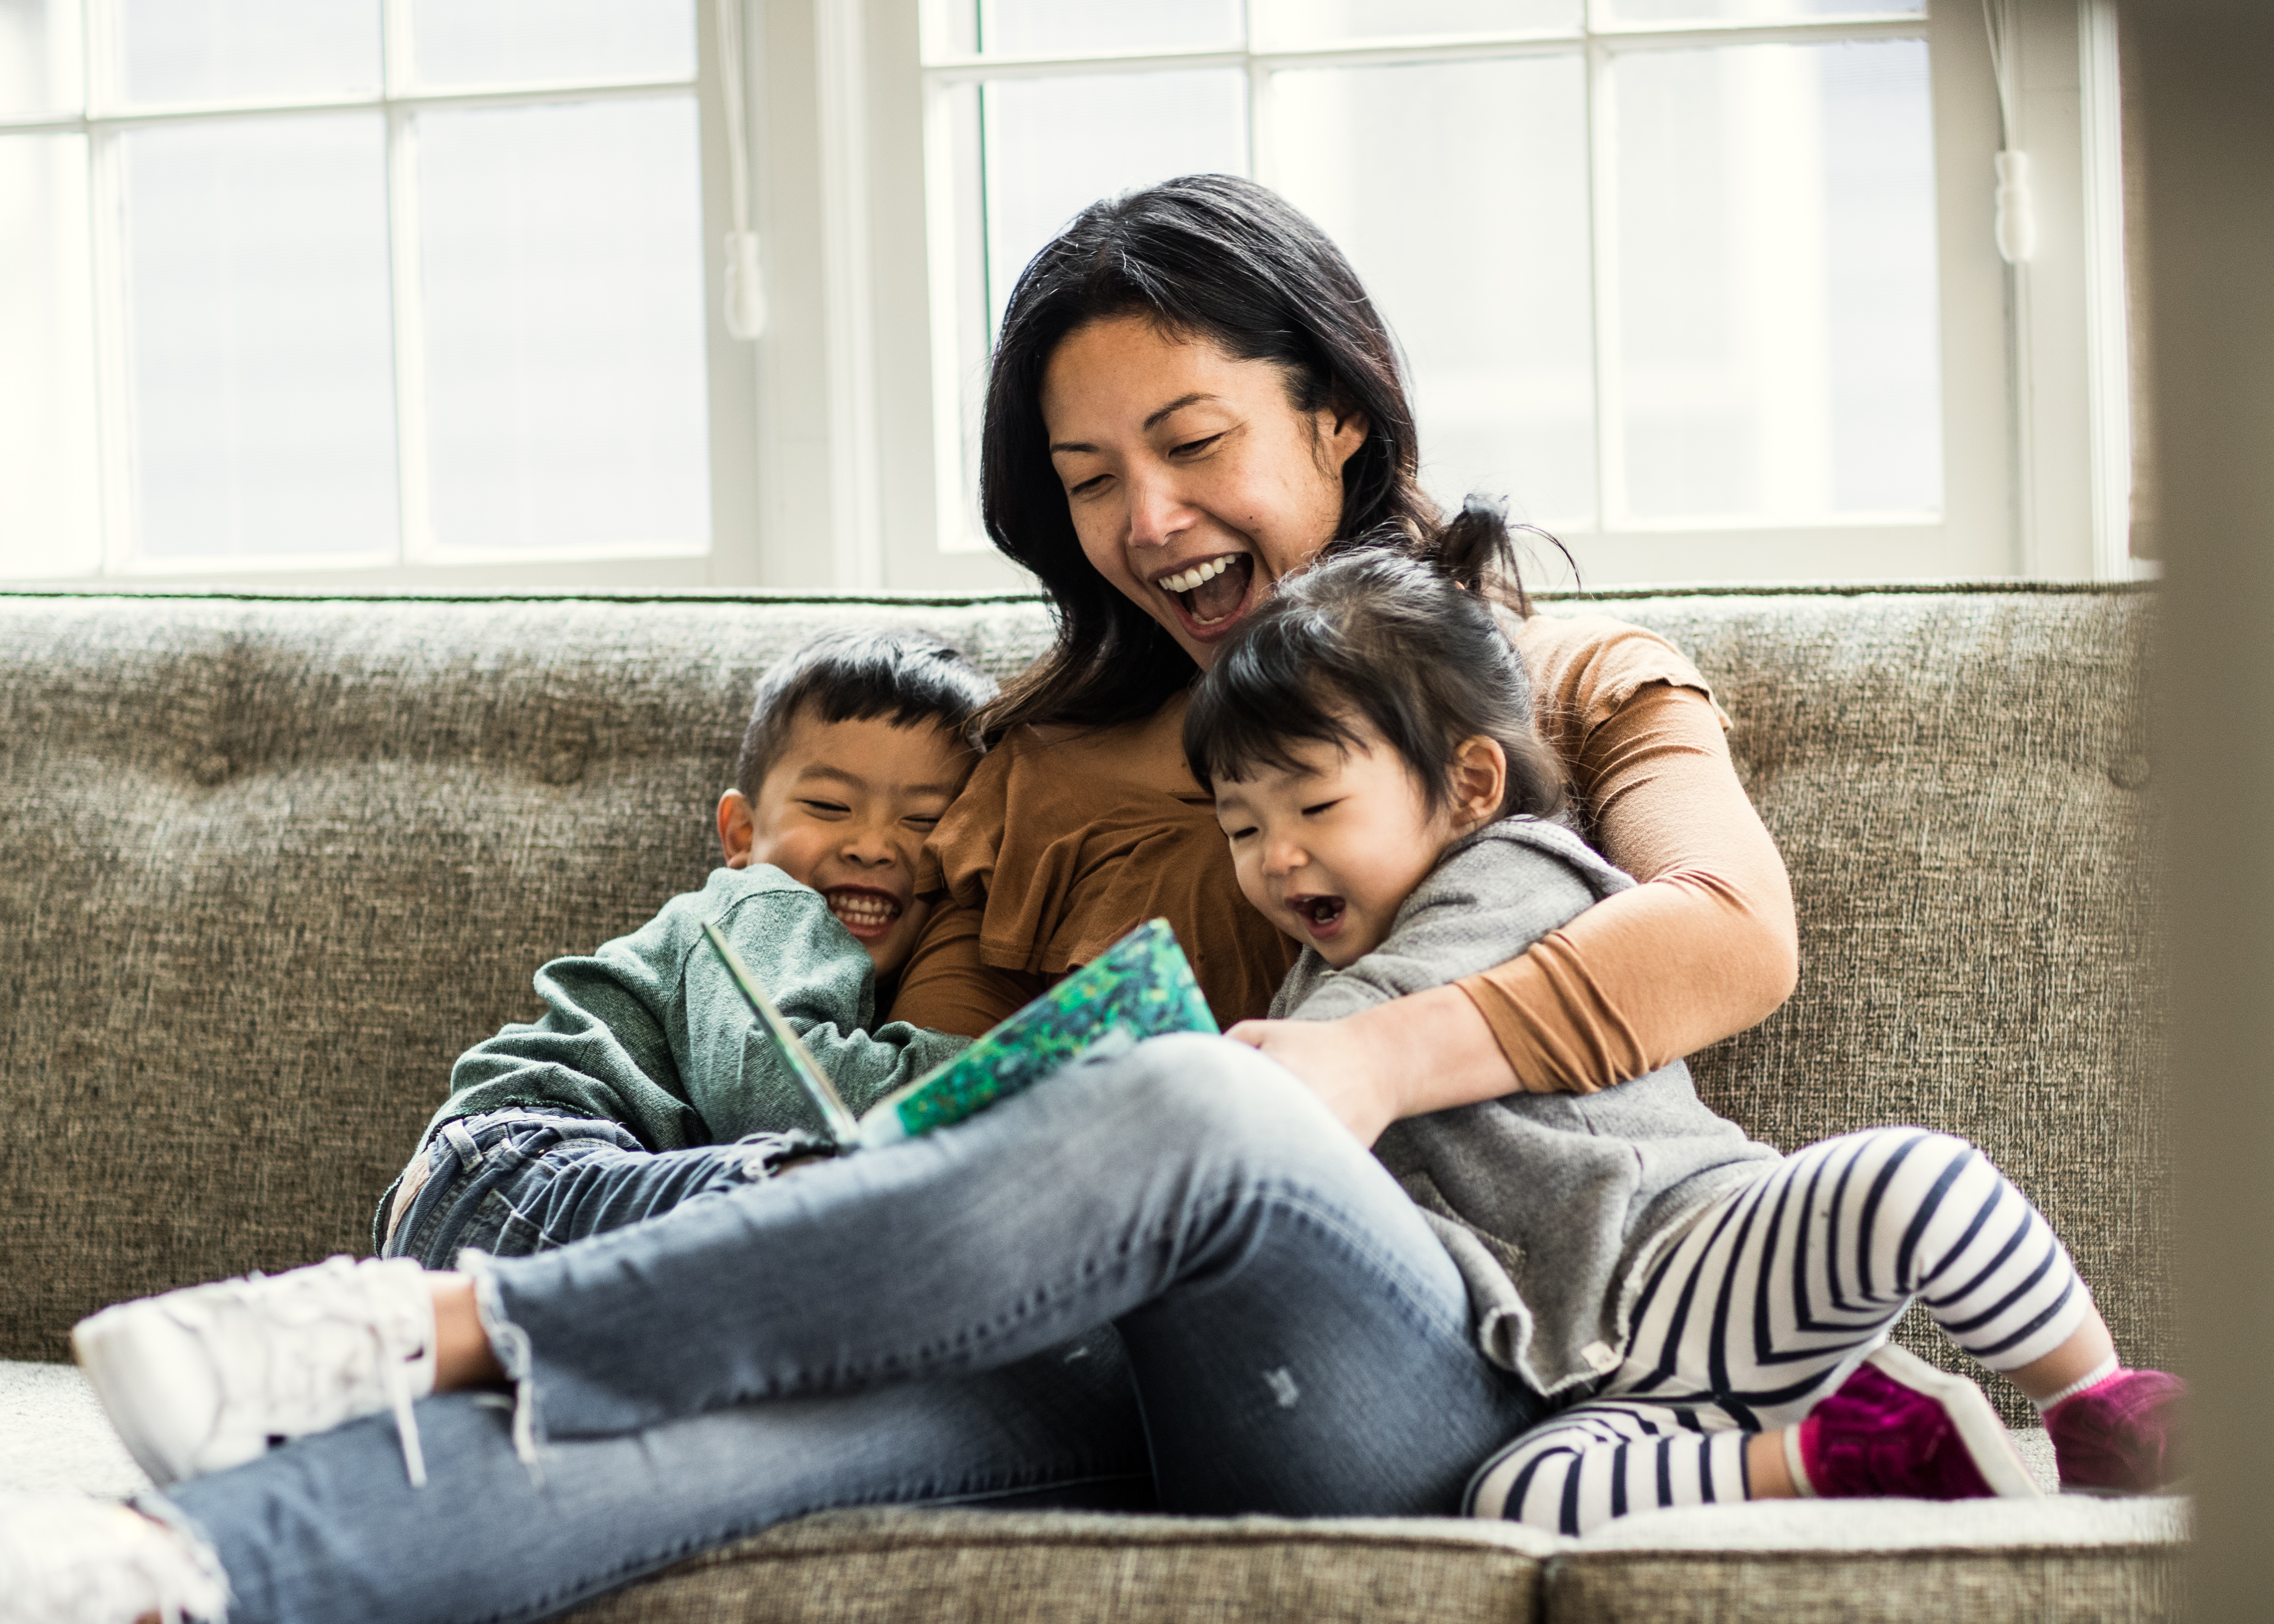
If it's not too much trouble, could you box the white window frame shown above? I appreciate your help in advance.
[3,0,2142,594]
[0,0,765,592]
[855,0,2138,588]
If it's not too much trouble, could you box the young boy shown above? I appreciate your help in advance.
[1182,523,2186,1534]
[66,628,993,1494]
[374,625,996,1269]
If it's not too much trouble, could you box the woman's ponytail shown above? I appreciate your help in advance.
[1404,494,1576,618]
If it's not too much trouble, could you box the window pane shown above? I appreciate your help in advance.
[973,0,1242,56]
[117,0,380,106]
[981,69,1246,330]
[0,134,100,574]
[418,97,708,551]
[1608,0,1922,23]
[1273,56,1596,529]
[122,115,398,558]
[1615,39,1942,523]
[0,0,82,117]
[410,0,695,88]
[1254,0,1579,49]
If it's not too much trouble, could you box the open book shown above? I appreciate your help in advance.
[702,917,1218,1150]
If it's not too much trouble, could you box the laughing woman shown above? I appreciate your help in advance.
[890,177,1795,1132]
[11,177,1796,1624]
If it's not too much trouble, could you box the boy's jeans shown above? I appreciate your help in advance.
[380,1108,793,1270]
[160,1035,1546,1624]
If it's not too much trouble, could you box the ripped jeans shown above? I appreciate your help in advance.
[154,1035,1546,1624]
[376,1108,801,1270]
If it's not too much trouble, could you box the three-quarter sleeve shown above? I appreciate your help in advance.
[1454,616,1799,1093]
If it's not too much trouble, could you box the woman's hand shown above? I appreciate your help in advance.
[1225,1016,1402,1145]
[1226,985,1517,1146]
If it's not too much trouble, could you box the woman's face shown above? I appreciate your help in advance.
[1040,314,1369,670]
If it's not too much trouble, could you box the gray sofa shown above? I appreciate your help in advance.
[0,584,2183,1621]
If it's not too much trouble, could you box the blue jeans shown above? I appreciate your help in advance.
[157,1035,1545,1624]
[380,1109,785,1269]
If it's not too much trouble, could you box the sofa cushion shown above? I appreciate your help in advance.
[0,1359,150,1499]
[0,594,1052,1359]
[554,1497,2183,1624]
[0,586,2166,1422]
[1548,1495,2186,1623]
[561,1507,1560,1624]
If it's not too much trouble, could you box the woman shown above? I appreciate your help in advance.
[893,174,1793,1136]
[20,176,1795,1624]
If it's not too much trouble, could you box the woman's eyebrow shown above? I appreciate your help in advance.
[1047,392,1219,455]
[1142,392,1215,431]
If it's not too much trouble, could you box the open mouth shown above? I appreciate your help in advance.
[825,886,903,941]
[1155,554,1256,633]
[1291,894,1347,937]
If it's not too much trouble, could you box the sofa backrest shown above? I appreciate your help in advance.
[0,586,2165,1385]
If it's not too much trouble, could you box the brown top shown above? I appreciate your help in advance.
[895,694,1300,1034]
[890,612,1799,1094]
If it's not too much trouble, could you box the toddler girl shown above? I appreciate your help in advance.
[1182,512,2185,1534]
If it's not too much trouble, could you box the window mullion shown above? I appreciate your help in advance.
[384,100,432,564]
[81,0,130,574]
[921,72,972,555]
[1584,29,1622,534]
[1242,0,1270,187]
[380,0,430,564]
[1245,59,1270,187]
[82,0,115,115]
[86,121,136,575]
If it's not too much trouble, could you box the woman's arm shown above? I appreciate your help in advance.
[1232,678,1797,1134]
[1460,676,1798,1090]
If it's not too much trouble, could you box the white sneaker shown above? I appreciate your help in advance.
[72,1256,438,1489]
[0,1493,228,1624]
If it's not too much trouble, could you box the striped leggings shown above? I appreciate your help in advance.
[1466,1128,2091,1534]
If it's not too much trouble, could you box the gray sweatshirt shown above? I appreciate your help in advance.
[433,866,969,1150]
[1270,818,1779,1398]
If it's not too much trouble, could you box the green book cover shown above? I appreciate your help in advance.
[859,917,1218,1145]
[702,917,1218,1151]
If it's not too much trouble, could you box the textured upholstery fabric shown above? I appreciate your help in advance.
[0,586,2173,1622]
[553,1501,2184,1624]
[1548,1496,2186,1623]
[0,594,1050,1359]
[565,1510,1557,1624]
[1622,586,2169,1423]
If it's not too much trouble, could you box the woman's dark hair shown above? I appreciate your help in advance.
[977,174,1443,740]
[734,627,997,803]
[1182,501,1566,825]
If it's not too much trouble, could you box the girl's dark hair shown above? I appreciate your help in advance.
[1182,501,1566,825]
[977,174,1442,740]
[734,627,997,803]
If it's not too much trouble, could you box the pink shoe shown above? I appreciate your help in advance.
[2044,1369,2188,1493]
[1793,1344,2040,1500]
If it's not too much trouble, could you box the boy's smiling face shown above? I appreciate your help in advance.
[717,710,975,976]
[1211,718,1508,970]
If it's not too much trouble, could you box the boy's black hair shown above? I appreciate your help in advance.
[1182,500,1566,824]
[734,628,998,803]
